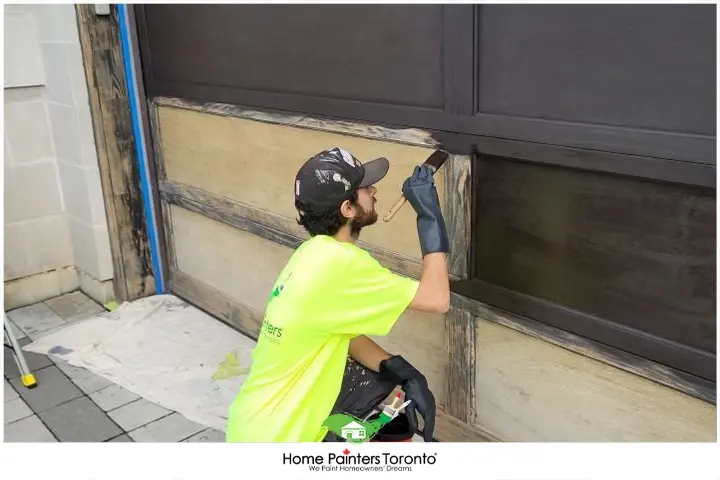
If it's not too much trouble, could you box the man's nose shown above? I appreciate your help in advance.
[368,186,377,195]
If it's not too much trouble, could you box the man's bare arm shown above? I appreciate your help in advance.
[408,252,450,314]
[348,335,391,372]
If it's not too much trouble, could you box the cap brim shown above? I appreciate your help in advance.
[359,157,389,187]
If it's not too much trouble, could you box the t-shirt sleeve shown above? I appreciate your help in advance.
[318,249,420,337]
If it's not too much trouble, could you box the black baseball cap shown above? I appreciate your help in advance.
[294,147,389,212]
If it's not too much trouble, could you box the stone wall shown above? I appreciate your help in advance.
[4,4,114,308]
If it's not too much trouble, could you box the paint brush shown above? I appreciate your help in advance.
[379,393,404,424]
[382,149,450,222]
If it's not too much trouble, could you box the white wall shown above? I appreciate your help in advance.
[4,4,115,308]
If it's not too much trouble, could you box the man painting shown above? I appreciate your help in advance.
[226,147,450,443]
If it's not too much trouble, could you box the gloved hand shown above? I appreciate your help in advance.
[401,164,449,256]
[379,355,436,442]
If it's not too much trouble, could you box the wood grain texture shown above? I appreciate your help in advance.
[153,96,440,149]
[433,411,495,442]
[451,292,716,405]
[444,154,472,279]
[159,179,429,281]
[170,268,263,340]
[444,306,476,423]
[75,5,154,301]
[473,319,716,442]
[463,153,716,382]
[153,102,445,259]
[170,205,293,316]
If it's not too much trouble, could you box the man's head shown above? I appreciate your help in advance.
[294,147,389,240]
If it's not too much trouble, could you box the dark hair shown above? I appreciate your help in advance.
[296,190,359,236]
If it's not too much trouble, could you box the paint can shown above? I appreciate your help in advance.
[367,412,415,442]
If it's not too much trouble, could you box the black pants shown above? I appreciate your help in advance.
[322,357,397,442]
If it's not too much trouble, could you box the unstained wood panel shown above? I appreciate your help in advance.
[157,105,444,260]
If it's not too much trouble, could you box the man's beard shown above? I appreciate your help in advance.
[350,204,377,238]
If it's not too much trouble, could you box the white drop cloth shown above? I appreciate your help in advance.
[23,294,257,433]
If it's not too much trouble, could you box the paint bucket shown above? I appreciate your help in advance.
[367,412,415,442]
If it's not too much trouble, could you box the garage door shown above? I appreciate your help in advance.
[133,4,716,426]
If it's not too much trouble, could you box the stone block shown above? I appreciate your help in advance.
[108,398,172,432]
[89,384,140,412]
[45,291,105,323]
[128,413,205,442]
[3,13,45,88]
[39,396,123,442]
[55,361,113,394]
[49,103,83,166]
[4,398,33,425]
[4,222,28,281]
[4,101,55,166]
[7,302,67,340]
[184,428,226,442]
[77,270,116,306]
[29,4,80,43]
[23,214,74,275]
[68,216,99,278]
[3,162,63,222]
[3,267,80,311]
[4,414,57,442]
[10,365,83,413]
[41,42,74,106]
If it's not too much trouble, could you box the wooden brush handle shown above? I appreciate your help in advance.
[383,194,407,222]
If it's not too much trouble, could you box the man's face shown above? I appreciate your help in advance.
[349,186,378,237]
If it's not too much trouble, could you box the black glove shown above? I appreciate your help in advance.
[379,355,436,442]
[401,164,449,256]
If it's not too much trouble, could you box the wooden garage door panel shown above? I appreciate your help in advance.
[171,204,292,314]
[157,105,444,259]
[169,205,447,406]
[474,320,716,442]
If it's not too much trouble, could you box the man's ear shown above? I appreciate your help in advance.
[339,199,355,220]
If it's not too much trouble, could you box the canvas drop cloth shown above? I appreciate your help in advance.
[22,294,258,433]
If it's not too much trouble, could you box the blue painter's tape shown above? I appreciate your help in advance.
[117,4,166,293]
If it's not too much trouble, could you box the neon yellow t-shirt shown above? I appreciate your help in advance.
[225,235,419,442]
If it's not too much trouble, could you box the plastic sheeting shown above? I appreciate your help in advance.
[23,294,257,433]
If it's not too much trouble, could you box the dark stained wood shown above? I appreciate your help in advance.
[472,135,716,189]
[442,5,475,115]
[134,4,715,166]
[475,5,716,138]
[136,4,445,110]
[151,97,714,189]
[126,6,171,290]
[462,153,716,382]
[75,5,155,301]
[450,292,716,405]
[444,306,477,423]
[141,79,716,169]
[158,180,429,281]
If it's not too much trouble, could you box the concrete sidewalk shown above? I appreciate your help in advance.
[4,291,224,442]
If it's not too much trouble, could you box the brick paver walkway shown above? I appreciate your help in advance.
[4,291,224,442]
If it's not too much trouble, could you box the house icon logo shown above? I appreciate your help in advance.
[340,421,367,441]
